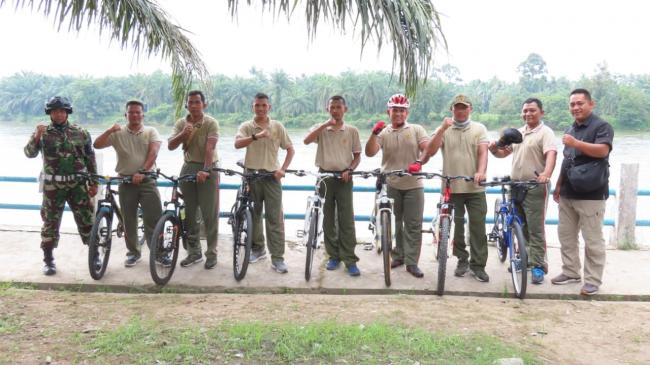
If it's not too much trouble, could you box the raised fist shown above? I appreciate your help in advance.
[372,120,386,135]
[407,161,422,173]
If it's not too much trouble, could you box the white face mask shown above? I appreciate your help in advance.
[452,119,470,129]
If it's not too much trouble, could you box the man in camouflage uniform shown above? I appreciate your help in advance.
[24,96,98,276]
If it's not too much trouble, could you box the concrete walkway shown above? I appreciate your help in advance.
[2,225,649,300]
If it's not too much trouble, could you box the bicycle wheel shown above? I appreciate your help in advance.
[137,205,146,248]
[510,221,528,299]
[436,216,451,296]
[380,210,392,287]
[493,198,507,263]
[88,209,112,280]
[305,209,318,281]
[149,212,180,286]
[233,207,253,281]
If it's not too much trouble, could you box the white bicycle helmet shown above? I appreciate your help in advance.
[386,93,410,109]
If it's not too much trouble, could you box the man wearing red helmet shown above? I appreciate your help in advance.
[365,93,430,278]
[426,94,491,283]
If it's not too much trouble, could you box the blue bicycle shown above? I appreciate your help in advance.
[481,177,541,299]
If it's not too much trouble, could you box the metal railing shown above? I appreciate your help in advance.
[2,175,649,226]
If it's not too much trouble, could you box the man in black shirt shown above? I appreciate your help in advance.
[551,88,614,296]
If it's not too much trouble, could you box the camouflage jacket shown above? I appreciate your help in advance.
[24,122,97,178]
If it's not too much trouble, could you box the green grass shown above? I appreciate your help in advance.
[82,317,537,364]
[0,315,23,335]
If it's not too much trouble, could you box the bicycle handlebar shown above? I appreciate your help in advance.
[479,178,541,187]
[212,167,275,179]
[74,171,157,185]
[408,172,474,182]
[156,170,197,184]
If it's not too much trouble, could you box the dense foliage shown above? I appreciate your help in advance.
[2,54,649,131]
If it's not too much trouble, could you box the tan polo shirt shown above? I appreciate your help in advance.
[377,123,428,190]
[441,121,489,193]
[311,123,361,171]
[511,121,556,180]
[236,119,292,171]
[172,114,219,164]
[108,125,162,175]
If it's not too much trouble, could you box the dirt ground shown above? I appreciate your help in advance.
[1,290,650,364]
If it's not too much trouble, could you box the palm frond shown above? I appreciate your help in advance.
[3,0,210,116]
[228,0,446,97]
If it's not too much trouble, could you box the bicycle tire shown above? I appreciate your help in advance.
[137,206,146,248]
[149,212,180,286]
[510,220,528,299]
[494,197,507,263]
[233,207,253,281]
[380,210,392,287]
[436,216,451,296]
[305,209,318,281]
[88,209,112,280]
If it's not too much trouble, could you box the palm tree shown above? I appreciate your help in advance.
[2,0,444,111]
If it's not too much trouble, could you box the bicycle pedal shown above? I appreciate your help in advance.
[363,242,374,251]
[296,230,305,238]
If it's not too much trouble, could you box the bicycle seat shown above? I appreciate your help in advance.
[236,160,245,169]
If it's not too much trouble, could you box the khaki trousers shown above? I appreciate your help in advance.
[557,198,607,286]
[180,162,220,260]
[118,179,162,257]
[388,187,424,266]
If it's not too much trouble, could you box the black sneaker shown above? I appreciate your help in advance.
[156,255,172,268]
[204,257,217,270]
[250,249,267,263]
[454,260,469,277]
[124,253,141,267]
[180,254,203,267]
[470,268,490,282]
[43,261,56,276]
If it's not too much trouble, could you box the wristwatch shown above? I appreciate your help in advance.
[251,133,258,141]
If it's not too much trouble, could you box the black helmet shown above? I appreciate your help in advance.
[44,96,73,115]
[496,128,523,148]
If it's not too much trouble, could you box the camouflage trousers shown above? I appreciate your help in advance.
[40,183,94,249]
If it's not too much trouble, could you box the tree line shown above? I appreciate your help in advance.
[2,54,649,131]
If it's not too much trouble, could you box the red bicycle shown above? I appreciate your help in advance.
[418,172,473,296]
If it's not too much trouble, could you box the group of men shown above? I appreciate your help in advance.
[25,88,613,296]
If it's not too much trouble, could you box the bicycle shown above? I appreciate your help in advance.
[76,172,153,280]
[481,176,541,299]
[358,169,409,287]
[215,162,279,281]
[418,173,473,296]
[149,170,197,286]
[293,170,364,281]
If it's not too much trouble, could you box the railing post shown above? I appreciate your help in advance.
[613,163,639,249]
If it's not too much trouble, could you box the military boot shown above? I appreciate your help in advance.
[42,247,56,276]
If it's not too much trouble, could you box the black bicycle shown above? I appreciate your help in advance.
[149,171,197,286]
[76,172,151,280]
[215,163,273,281]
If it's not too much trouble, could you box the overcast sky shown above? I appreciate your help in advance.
[0,0,647,82]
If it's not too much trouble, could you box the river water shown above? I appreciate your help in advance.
[2,124,648,245]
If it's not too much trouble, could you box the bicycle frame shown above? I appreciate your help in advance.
[296,171,349,244]
[496,184,525,258]
[432,178,455,243]
[366,170,395,249]
[95,177,125,235]
[158,172,194,242]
